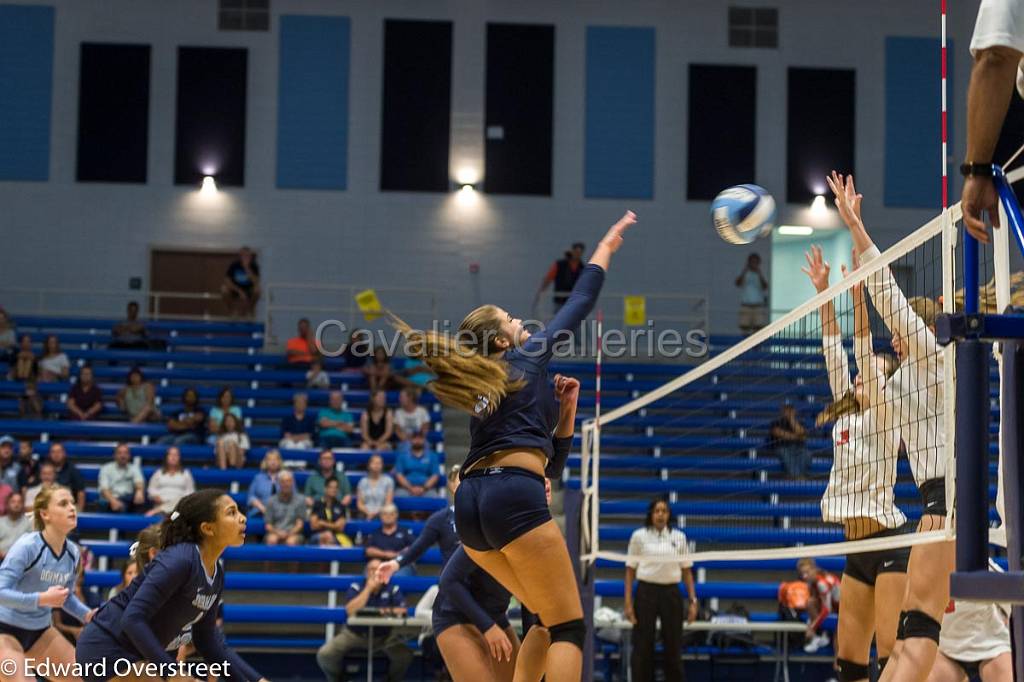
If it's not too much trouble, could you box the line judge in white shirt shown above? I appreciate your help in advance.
[624,497,697,682]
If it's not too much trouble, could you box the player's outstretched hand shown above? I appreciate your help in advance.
[826,171,863,231]
[38,585,69,608]
[962,175,1000,244]
[600,211,637,253]
[800,245,831,293]
[483,624,514,662]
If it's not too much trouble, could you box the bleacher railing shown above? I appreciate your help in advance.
[0,287,230,320]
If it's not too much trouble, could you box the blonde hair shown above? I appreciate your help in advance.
[953,271,1024,313]
[388,309,525,416]
[908,296,940,328]
[32,483,68,531]
[132,524,163,573]
[816,353,899,426]
[260,449,282,471]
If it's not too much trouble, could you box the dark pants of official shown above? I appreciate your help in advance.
[632,581,685,682]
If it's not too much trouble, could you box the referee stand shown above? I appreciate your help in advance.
[937,164,1024,680]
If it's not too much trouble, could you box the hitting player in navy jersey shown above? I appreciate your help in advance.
[76,489,266,682]
[0,484,94,682]
[390,211,634,682]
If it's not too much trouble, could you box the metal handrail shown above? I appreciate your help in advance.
[0,287,232,321]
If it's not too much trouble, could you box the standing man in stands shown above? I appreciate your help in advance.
[735,253,769,335]
[221,246,261,317]
[535,241,585,314]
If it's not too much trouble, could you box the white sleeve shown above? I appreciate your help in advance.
[823,335,852,400]
[861,245,938,364]
[853,332,896,434]
[971,0,1024,56]
[626,530,642,569]
[678,531,693,569]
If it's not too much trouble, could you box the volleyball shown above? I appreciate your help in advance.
[711,184,776,245]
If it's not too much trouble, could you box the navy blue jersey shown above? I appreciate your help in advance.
[364,526,414,555]
[344,581,405,636]
[435,546,511,633]
[0,532,90,630]
[91,543,260,682]
[396,506,458,568]
[465,264,604,472]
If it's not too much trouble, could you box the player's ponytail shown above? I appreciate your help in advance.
[816,353,899,427]
[160,489,224,548]
[131,524,163,573]
[388,309,525,417]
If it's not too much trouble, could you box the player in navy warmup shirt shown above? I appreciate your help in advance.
[76,489,265,682]
[0,484,95,682]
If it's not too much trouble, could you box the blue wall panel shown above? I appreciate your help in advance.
[0,4,54,181]
[884,36,953,208]
[584,26,655,199]
[276,15,350,189]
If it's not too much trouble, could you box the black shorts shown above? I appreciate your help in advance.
[0,622,48,652]
[950,657,980,679]
[919,478,947,517]
[454,466,550,551]
[844,525,911,586]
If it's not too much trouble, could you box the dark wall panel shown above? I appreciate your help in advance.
[687,64,756,201]
[787,67,856,204]
[174,47,248,186]
[485,23,554,196]
[77,43,151,183]
[380,19,452,192]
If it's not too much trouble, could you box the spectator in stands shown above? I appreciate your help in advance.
[38,334,70,382]
[247,449,284,516]
[208,387,242,437]
[109,301,148,350]
[768,404,810,479]
[145,446,195,516]
[109,561,139,600]
[15,440,39,493]
[286,318,315,365]
[305,356,330,389]
[0,435,18,490]
[316,558,412,682]
[364,346,396,392]
[393,434,441,499]
[310,476,353,547]
[534,241,585,313]
[0,492,30,559]
[98,443,145,513]
[0,473,10,516]
[356,453,394,520]
[624,497,697,682]
[215,413,250,470]
[304,450,352,506]
[263,470,306,546]
[24,461,55,508]
[318,390,355,449]
[158,386,206,445]
[222,246,261,318]
[798,558,840,653]
[736,253,769,335]
[280,392,316,450]
[360,389,394,451]
[116,367,157,423]
[364,503,414,570]
[67,365,103,421]
[393,388,431,443]
[19,377,43,419]
[0,308,16,364]
[340,328,370,369]
[46,443,85,510]
[10,334,36,381]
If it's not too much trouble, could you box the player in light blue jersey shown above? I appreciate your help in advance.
[0,484,93,682]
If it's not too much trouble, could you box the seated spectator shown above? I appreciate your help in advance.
[310,477,353,547]
[215,413,250,470]
[19,377,42,419]
[109,561,139,600]
[109,301,148,350]
[305,357,330,389]
[263,471,306,546]
[0,435,19,490]
[145,447,195,516]
[67,365,103,421]
[304,450,352,506]
[10,334,36,381]
[797,558,840,653]
[38,334,70,382]
[208,387,242,438]
[221,246,261,318]
[363,503,414,569]
[340,329,370,369]
[360,389,393,451]
[356,453,394,521]
[116,367,157,423]
[46,443,85,510]
[280,393,316,450]
[315,559,412,682]
[15,440,39,492]
[393,388,431,443]
[364,347,395,392]
[99,443,146,513]
[0,308,16,364]
[0,492,30,559]
[393,435,441,498]
[768,404,810,479]
[247,449,284,516]
[286,318,315,365]
[157,387,206,446]
[24,462,56,508]
[318,390,355,449]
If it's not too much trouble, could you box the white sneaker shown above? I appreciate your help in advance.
[803,632,830,653]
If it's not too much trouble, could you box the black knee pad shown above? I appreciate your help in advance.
[836,659,870,682]
[896,610,907,640]
[548,618,586,652]
[902,609,941,644]
[877,657,889,674]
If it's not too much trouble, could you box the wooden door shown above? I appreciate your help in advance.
[149,248,237,318]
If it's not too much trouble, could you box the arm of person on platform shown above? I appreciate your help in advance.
[546,374,580,479]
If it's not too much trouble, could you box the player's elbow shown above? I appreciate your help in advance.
[975,45,1021,74]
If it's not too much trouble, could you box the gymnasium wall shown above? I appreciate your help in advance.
[0,0,985,334]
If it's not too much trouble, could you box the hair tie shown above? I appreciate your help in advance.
[128,541,139,558]
[170,511,180,521]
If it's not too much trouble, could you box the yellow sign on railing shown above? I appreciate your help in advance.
[623,295,646,326]
[355,289,383,321]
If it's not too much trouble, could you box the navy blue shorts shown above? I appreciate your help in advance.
[76,623,141,682]
[454,466,550,551]
[432,609,511,637]
[0,622,48,652]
